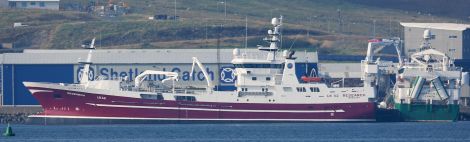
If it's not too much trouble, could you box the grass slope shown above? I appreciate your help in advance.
[0,0,465,55]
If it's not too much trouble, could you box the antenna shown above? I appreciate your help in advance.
[287,31,302,51]
[305,49,308,74]
[245,16,248,54]
[279,15,283,50]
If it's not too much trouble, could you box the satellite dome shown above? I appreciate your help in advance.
[271,18,279,26]
[233,48,240,57]
[423,29,432,39]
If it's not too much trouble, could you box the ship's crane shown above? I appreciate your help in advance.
[134,70,179,93]
[364,38,403,65]
[407,29,451,71]
[191,57,214,92]
[361,38,402,107]
[78,38,96,88]
[361,38,402,85]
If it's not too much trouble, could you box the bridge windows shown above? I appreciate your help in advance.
[233,64,283,68]
[252,77,257,81]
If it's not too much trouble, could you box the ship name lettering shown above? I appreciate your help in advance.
[97,96,107,100]
[66,92,86,97]
[343,94,366,99]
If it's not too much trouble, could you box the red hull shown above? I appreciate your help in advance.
[27,87,376,122]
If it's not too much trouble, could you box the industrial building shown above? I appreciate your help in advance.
[8,0,60,10]
[0,49,318,106]
[400,23,470,59]
[401,22,470,107]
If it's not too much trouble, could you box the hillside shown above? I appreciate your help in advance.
[0,0,466,55]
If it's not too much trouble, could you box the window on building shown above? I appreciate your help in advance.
[21,2,27,7]
[30,2,36,5]
[39,2,45,7]
[252,77,257,80]
[266,77,271,81]
[9,2,16,7]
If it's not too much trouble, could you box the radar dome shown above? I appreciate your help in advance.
[233,48,240,57]
[271,18,279,26]
[423,29,432,39]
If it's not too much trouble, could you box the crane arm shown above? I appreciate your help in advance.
[191,57,214,90]
[134,70,178,87]
[365,38,402,65]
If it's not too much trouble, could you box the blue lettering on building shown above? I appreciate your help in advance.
[78,66,216,82]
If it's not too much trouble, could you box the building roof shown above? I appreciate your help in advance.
[8,0,59,2]
[0,49,318,64]
[400,22,470,31]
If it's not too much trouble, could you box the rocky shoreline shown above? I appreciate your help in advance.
[0,112,36,124]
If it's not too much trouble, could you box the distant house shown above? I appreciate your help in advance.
[8,0,60,10]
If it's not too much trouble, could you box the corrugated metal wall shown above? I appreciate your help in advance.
[404,27,463,59]
[2,64,74,106]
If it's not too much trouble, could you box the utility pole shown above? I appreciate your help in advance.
[224,0,226,24]
[373,19,376,38]
[174,0,176,21]
[337,9,341,33]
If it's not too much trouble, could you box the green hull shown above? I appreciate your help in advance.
[394,103,459,122]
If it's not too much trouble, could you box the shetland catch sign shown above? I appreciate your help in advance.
[73,64,234,87]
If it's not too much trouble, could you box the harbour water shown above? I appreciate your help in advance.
[1,122,470,142]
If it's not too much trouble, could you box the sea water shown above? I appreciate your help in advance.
[1,122,469,142]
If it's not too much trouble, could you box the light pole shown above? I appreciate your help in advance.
[174,0,176,21]
[216,0,226,91]
[217,1,226,24]
[373,19,376,38]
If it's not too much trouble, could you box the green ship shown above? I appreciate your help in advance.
[390,29,463,122]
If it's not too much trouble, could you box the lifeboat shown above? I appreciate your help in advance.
[301,76,322,82]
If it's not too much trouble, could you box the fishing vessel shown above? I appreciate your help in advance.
[388,29,464,121]
[24,16,378,123]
